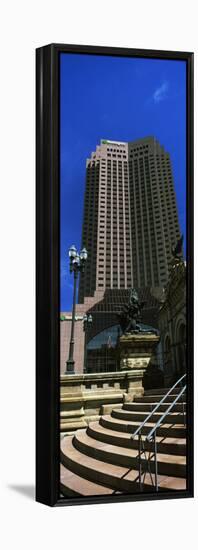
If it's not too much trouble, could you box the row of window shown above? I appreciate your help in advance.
[107,153,127,159]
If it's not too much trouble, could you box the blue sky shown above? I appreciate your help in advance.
[60,53,186,311]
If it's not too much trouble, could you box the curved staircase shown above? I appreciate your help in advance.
[60,387,186,497]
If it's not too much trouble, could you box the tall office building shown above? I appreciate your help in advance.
[78,137,181,303]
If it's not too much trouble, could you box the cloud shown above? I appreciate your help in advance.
[152,80,169,103]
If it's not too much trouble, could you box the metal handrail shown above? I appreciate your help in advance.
[131,373,186,440]
[132,373,187,492]
[146,384,186,441]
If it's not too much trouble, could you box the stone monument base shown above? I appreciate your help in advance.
[118,332,160,373]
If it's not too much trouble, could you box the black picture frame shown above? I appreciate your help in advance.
[36,43,194,507]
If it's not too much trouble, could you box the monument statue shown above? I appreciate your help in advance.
[117,288,145,334]
[117,288,160,376]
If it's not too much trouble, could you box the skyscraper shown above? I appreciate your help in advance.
[79,137,180,303]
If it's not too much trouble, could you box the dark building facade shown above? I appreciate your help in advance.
[159,257,186,386]
[79,137,181,303]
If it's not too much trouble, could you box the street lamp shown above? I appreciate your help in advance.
[83,314,93,373]
[65,245,88,374]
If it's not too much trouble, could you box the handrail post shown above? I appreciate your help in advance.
[182,392,186,426]
[154,432,158,492]
[179,376,186,427]
[138,431,142,492]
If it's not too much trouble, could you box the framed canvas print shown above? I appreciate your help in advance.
[36,43,194,506]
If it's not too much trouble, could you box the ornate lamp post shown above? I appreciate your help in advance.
[83,314,93,373]
[65,245,88,374]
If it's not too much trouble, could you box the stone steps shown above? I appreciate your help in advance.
[61,435,139,493]
[134,394,186,403]
[144,388,185,396]
[128,471,186,491]
[123,402,186,413]
[111,408,186,425]
[61,436,185,493]
[60,463,114,497]
[60,387,187,496]
[73,430,186,477]
[87,422,186,455]
[60,419,88,432]
[100,415,186,438]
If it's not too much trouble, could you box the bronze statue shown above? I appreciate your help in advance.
[117,288,145,334]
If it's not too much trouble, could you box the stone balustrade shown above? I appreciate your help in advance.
[60,369,145,433]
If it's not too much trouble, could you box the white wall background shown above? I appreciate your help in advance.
[0,1,197,549]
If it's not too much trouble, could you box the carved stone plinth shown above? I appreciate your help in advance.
[118,332,160,372]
